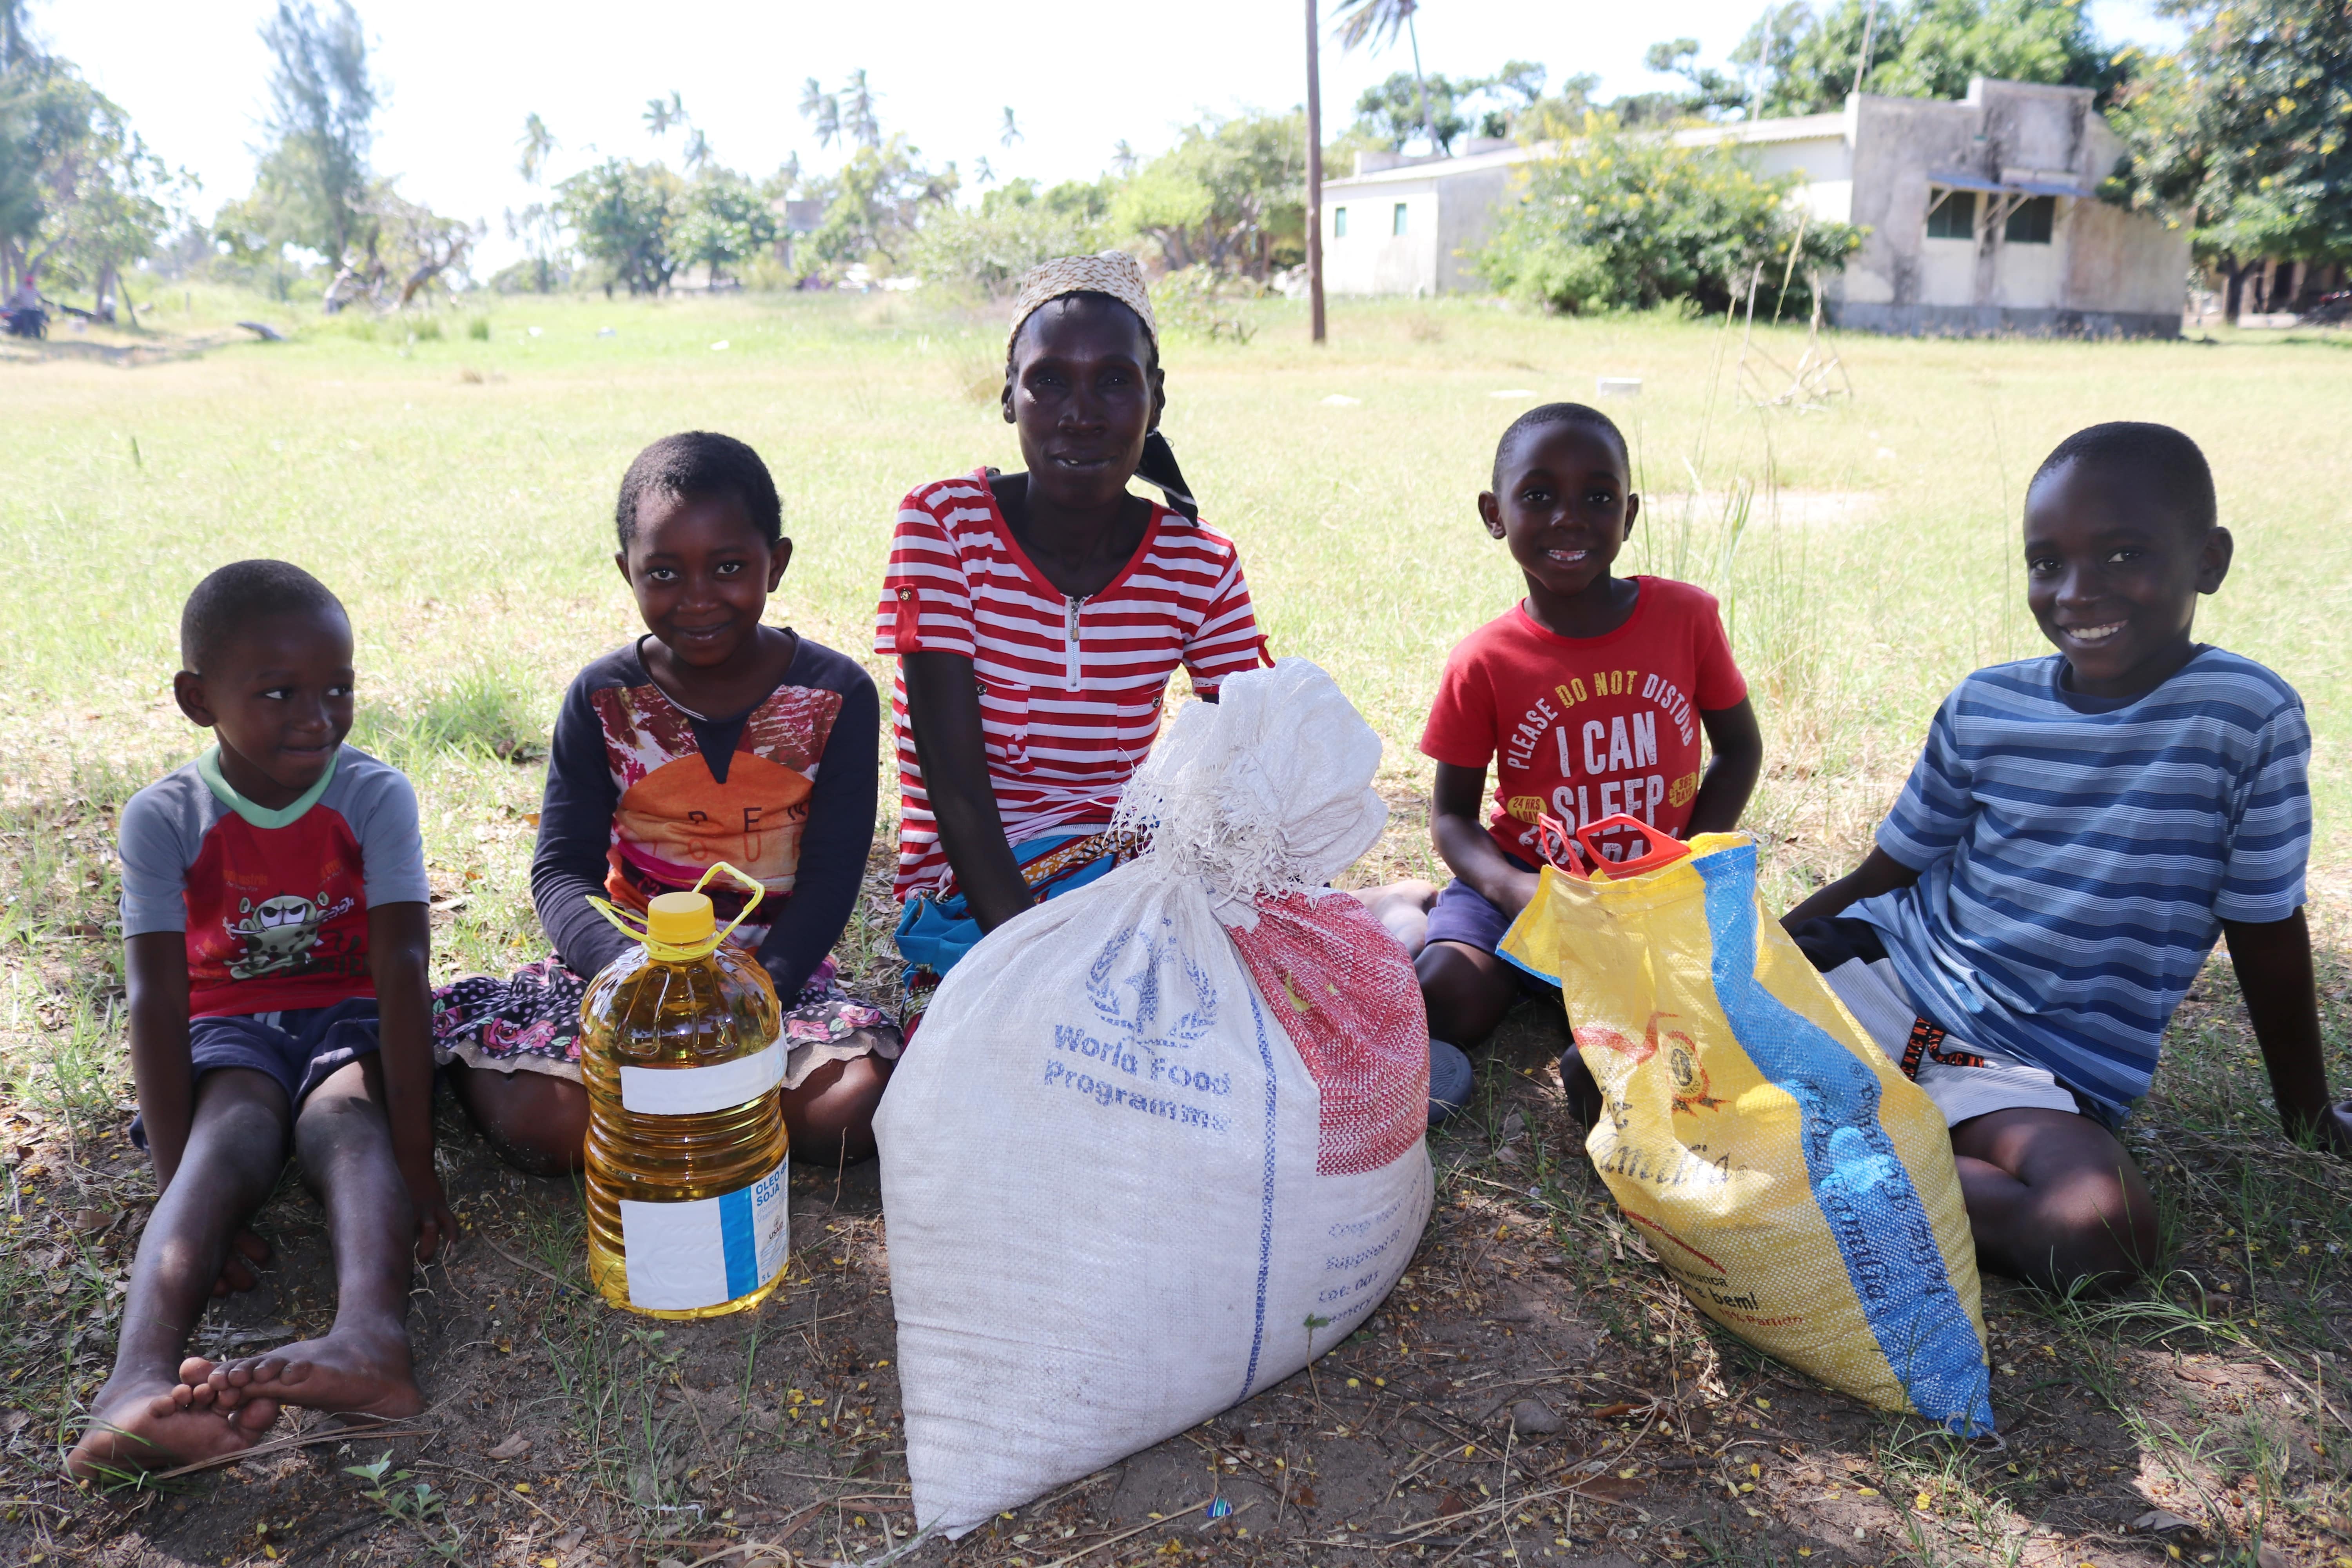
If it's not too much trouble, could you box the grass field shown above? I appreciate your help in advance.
[2,287,2350,1568]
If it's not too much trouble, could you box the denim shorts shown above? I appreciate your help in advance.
[131,998,382,1148]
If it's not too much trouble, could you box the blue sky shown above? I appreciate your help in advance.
[40,0,2183,272]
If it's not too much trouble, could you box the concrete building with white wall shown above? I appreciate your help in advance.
[1316,78,2189,337]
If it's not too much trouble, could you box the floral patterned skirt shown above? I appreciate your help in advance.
[432,954,899,1089]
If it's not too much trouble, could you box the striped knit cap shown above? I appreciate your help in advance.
[1009,251,1158,352]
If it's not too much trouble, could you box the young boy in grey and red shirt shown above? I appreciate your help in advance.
[69,562,450,1481]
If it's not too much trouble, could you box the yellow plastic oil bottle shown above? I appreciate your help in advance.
[580,864,789,1319]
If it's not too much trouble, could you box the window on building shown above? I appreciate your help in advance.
[1925,189,1975,240]
[2004,196,2055,244]
[1392,202,1409,236]
[1333,205,1348,239]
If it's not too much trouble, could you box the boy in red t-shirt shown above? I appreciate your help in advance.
[1368,404,1762,1121]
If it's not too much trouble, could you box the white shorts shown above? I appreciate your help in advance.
[1817,955,2082,1128]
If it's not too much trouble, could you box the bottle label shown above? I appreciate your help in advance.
[618,1040,786,1116]
[618,1155,790,1312]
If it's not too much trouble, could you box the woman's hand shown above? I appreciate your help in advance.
[902,652,1032,933]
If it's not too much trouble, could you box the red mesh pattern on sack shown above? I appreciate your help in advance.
[1224,891,1428,1175]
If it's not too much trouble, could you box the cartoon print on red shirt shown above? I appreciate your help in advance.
[181,809,376,1014]
[223,888,355,979]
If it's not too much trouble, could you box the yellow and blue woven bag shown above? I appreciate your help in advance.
[1501,816,1994,1436]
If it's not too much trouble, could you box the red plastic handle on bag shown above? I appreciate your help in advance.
[1574,813,1692,876]
[1533,813,1591,877]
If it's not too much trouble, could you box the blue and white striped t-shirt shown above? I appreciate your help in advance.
[1853,649,2310,1119]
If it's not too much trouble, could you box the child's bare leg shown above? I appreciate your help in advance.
[783,1053,893,1166]
[1350,880,1443,958]
[1417,940,1520,1047]
[1949,1107,2160,1294]
[68,1069,289,1480]
[448,1061,587,1177]
[205,1057,422,1417]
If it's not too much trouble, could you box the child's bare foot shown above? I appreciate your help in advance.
[66,1369,278,1481]
[1352,879,1442,958]
[206,1325,421,1418]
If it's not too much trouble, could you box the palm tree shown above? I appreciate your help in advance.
[800,79,841,150]
[974,156,996,186]
[517,112,556,184]
[842,70,880,149]
[1332,0,1437,154]
[999,107,1023,149]
[643,90,686,139]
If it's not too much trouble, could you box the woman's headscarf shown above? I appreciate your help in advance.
[1008,251,1198,520]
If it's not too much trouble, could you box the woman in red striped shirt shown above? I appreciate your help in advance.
[875,253,1265,1020]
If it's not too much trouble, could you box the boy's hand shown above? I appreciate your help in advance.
[2221,911,2341,1154]
[367,903,450,1261]
[1783,847,1922,931]
[400,1152,457,1262]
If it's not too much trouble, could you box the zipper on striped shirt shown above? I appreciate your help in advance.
[1064,595,1083,691]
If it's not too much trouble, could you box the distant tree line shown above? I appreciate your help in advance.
[5,0,2340,328]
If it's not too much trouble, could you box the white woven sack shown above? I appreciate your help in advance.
[876,659,1434,1535]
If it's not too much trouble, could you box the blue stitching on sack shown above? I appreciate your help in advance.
[1694,842,1996,1437]
[1236,976,1280,1401]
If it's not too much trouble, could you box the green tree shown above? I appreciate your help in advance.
[39,100,184,318]
[1474,112,1862,315]
[517,111,555,183]
[253,0,376,269]
[803,134,955,270]
[908,176,1114,296]
[1111,110,1305,277]
[359,180,479,305]
[555,157,682,294]
[499,202,566,292]
[1332,0,1437,152]
[1722,0,2121,118]
[676,166,776,287]
[1352,68,1550,153]
[2105,0,2352,316]
[0,51,187,317]
[1354,72,1470,152]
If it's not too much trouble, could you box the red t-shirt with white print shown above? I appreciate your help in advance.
[1420,578,1747,866]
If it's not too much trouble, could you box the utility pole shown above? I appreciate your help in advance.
[1307,0,1327,343]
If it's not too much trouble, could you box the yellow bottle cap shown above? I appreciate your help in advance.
[644,891,715,947]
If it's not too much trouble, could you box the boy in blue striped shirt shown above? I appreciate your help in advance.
[1785,422,2350,1294]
